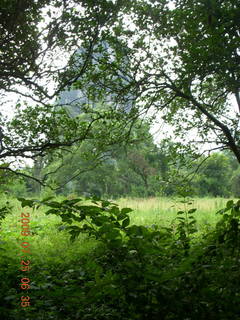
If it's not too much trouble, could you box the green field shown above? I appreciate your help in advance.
[0,196,230,264]
[118,196,227,227]
[0,196,228,245]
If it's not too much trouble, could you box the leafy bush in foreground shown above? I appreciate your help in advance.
[0,197,239,319]
[15,197,240,319]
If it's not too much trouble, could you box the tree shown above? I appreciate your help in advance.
[77,0,240,163]
[192,153,233,197]
[2,0,239,189]
[0,0,137,184]
[36,121,163,198]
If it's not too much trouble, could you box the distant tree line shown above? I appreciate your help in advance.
[1,123,239,199]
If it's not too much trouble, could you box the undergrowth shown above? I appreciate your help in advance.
[0,196,240,320]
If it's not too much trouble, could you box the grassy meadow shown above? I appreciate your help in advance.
[0,196,231,273]
[0,196,228,256]
[118,196,226,228]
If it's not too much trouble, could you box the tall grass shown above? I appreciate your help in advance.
[0,198,97,267]
[117,197,229,231]
[0,196,231,262]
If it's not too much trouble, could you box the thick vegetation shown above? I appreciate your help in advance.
[0,0,240,319]
[3,132,240,199]
[0,196,240,319]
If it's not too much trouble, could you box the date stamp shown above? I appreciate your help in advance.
[19,212,31,308]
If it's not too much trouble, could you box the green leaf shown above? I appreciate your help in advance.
[177,211,184,215]
[121,207,133,214]
[122,217,130,228]
[110,206,120,215]
[42,196,55,202]
[63,199,82,205]
[226,200,234,209]
[45,208,59,215]
[188,208,197,214]
[117,212,127,221]
[101,200,111,207]
[107,229,121,240]
[47,201,62,208]
[92,216,109,226]
[18,197,36,208]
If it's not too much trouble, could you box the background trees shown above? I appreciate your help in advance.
[1,0,239,192]
[192,153,233,197]
[10,137,239,199]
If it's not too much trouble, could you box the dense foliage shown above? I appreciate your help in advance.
[1,0,239,181]
[0,1,240,319]
[3,128,239,199]
[0,197,240,319]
